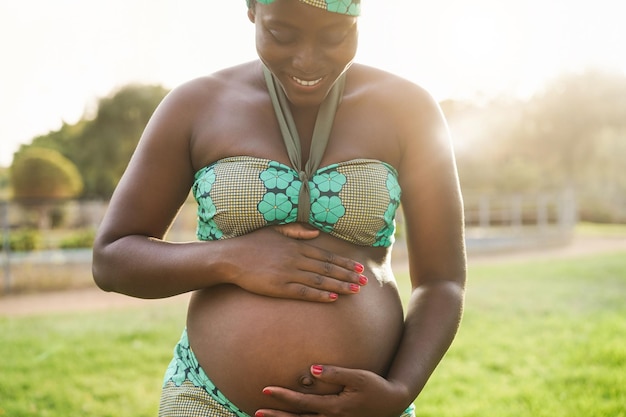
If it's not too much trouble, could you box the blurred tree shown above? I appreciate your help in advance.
[10,147,84,228]
[524,69,626,185]
[11,147,83,200]
[72,84,168,199]
[13,84,168,200]
[0,167,9,200]
[522,70,626,221]
[445,69,626,222]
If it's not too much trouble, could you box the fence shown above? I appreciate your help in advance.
[463,188,577,252]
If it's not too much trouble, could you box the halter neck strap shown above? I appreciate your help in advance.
[263,65,346,222]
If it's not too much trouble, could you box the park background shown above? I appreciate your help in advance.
[1,0,625,416]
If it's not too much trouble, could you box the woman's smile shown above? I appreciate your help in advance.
[291,75,324,87]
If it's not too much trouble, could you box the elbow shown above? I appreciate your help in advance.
[91,244,117,293]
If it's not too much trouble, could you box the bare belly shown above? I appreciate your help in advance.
[186,244,404,415]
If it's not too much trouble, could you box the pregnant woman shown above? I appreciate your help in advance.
[92,1,466,416]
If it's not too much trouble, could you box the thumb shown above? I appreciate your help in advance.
[310,364,361,386]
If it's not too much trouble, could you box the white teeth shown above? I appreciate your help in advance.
[292,76,322,87]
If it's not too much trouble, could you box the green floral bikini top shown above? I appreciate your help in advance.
[192,67,401,247]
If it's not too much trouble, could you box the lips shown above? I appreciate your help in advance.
[291,75,323,87]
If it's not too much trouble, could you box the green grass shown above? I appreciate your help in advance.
[1,251,625,417]
[417,250,626,417]
[0,304,188,417]
[575,221,626,237]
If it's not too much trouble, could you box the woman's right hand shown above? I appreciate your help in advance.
[226,224,368,302]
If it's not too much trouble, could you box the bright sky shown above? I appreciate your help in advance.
[1,0,624,167]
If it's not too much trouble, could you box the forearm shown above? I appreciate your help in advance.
[92,235,234,299]
[387,279,465,402]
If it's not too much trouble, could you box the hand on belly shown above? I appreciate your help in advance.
[186,280,404,415]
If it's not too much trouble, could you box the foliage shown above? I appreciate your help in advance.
[13,84,169,200]
[444,69,626,222]
[0,251,624,416]
[0,167,9,199]
[4,229,42,251]
[10,148,83,201]
[71,84,169,199]
[59,228,96,249]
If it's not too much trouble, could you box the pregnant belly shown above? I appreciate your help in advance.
[186,279,404,416]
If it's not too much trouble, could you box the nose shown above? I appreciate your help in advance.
[292,41,321,74]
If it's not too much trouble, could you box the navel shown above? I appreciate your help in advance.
[297,374,315,388]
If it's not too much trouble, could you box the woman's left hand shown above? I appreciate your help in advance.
[256,365,409,417]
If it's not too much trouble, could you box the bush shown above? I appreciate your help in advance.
[59,229,96,249]
[4,229,42,251]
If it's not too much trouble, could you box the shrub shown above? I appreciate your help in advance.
[5,229,41,252]
[59,229,96,249]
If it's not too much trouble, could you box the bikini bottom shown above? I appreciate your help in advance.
[158,329,416,417]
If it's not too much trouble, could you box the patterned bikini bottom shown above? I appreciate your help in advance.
[158,329,416,417]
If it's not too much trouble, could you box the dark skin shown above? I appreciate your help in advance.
[92,1,466,416]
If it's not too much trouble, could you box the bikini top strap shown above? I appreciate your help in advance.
[263,65,346,222]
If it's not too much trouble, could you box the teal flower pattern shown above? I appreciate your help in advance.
[373,171,402,247]
[387,172,401,202]
[194,167,215,197]
[258,162,300,224]
[258,192,295,222]
[163,330,249,417]
[311,195,345,231]
[312,169,346,193]
[192,157,400,247]
[193,165,225,241]
[249,0,360,16]
[308,167,346,230]
[260,165,294,190]
[327,0,360,16]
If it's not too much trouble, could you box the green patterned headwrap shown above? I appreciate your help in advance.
[247,0,360,16]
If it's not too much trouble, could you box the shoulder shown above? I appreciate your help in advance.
[164,61,264,108]
[347,63,447,144]
[347,64,438,109]
[346,64,444,135]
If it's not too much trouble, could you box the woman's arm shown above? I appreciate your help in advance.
[92,79,367,301]
[384,80,467,407]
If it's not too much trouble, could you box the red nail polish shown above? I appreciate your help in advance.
[255,412,265,417]
[350,283,360,293]
[311,365,323,376]
[329,292,338,300]
[262,388,272,396]
[354,263,364,273]
[359,275,368,285]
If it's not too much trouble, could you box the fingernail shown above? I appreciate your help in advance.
[354,263,364,273]
[262,388,272,396]
[350,284,360,293]
[359,275,368,285]
[329,292,338,300]
[255,412,265,417]
[311,365,323,376]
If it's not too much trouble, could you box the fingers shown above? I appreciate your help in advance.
[309,364,368,387]
[272,223,321,240]
[237,227,369,302]
[285,265,367,303]
[280,248,368,302]
[256,366,374,417]
[299,271,366,296]
[271,225,366,282]
[300,244,367,279]
[256,387,333,417]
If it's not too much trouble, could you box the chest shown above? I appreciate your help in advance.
[190,96,402,172]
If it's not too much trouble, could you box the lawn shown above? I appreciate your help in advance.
[1,250,625,417]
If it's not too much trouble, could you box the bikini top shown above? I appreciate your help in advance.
[191,67,402,247]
